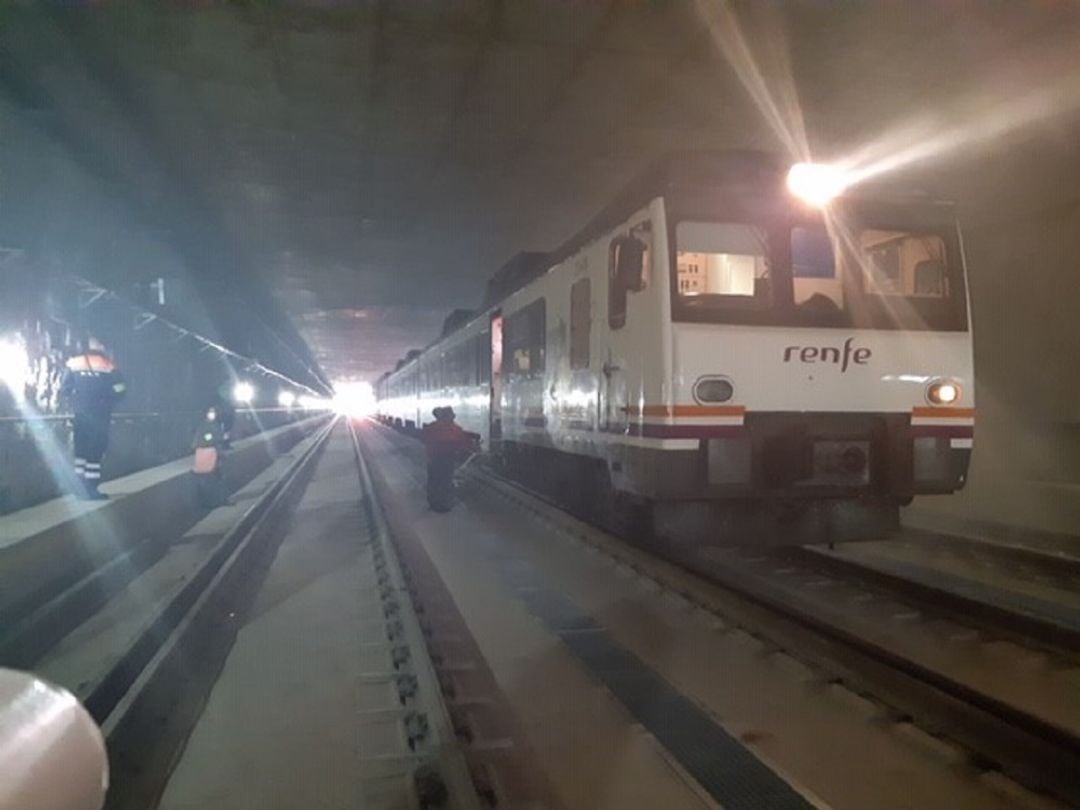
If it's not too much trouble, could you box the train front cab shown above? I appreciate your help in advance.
[618,190,974,545]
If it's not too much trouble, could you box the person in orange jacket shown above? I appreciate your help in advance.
[192,405,228,508]
[421,407,472,512]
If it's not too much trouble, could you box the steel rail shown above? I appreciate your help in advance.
[469,465,1080,807]
[901,528,1080,580]
[97,419,335,809]
[348,419,485,810]
[785,544,1080,658]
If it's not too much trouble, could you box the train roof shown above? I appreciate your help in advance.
[481,252,550,310]
[482,151,788,308]
[381,150,958,382]
[385,151,791,380]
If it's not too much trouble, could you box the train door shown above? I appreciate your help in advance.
[602,224,650,433]
[602,360,628,432]
[489,312,503,441]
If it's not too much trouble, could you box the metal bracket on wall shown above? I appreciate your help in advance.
[78,288,108,309]
[133,313,157,331]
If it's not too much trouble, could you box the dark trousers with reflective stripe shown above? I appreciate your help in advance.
[73,414,111,485]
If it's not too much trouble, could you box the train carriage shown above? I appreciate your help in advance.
[376,152,974,545]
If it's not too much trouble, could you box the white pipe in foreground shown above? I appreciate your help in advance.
[0,669,108,810]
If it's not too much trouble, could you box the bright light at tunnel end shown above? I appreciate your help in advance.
[332,380,376,419]
[786,162,852,207]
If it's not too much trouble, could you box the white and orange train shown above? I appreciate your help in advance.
[376,152,974,544]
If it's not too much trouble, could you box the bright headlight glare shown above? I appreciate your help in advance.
[927,381,960,405]
[233,381,255,404]
[786,162,851,207]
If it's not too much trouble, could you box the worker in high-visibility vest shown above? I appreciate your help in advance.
[59,338,126,500]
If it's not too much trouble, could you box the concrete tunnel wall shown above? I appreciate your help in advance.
[908,172,1080,535]
[0,123,320,516]
[0,269,316,515]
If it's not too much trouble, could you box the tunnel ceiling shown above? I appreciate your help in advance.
[2,2,1080,384]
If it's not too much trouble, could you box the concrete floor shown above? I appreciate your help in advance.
[158,418,722,810]
[159,425,371,810]
[359,423,1062,810]
[362,427,721,810]
[154,420,1064,809]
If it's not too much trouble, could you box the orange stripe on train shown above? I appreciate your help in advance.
[911,407,975,419]
[624,404,746,418]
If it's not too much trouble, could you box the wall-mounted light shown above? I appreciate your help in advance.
[0,337,30,398]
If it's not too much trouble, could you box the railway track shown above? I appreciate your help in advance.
[2,419,487,809]
[467,463,1080,807]
[781,540,1080,657]
[0,422,335,808]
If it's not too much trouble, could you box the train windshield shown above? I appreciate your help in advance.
[674,219,968,331]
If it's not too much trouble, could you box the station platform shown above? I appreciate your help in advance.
[0,416,321,634]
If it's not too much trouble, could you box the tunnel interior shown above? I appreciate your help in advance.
[2,3,1080,526]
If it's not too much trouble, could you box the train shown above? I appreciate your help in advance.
[375,151,974,545]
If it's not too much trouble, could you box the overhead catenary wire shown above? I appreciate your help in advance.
[69,275,330,400]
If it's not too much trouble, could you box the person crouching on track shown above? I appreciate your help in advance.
[422,406,470,512]
[192,406,227,508]
[59,338,126,500]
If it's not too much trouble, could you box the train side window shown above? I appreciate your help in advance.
[676,222,769,302]
[446,346,459,387]
[609,224,650,330]
[792,226,843,311]
[477,331,491,385]
[570,278,590,369]
[914,260,945,297]
[504,299,546,377]
[860,230,949,299]
[457,343,470,386]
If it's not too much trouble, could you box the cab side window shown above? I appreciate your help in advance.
[476,331,491,385]
[570,278,591,369]
[503,299,546,377]
[608,222,651,330]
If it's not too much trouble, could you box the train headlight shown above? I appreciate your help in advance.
[694,376,734,404]
[786,162,851,207]
[926,380,961,405]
